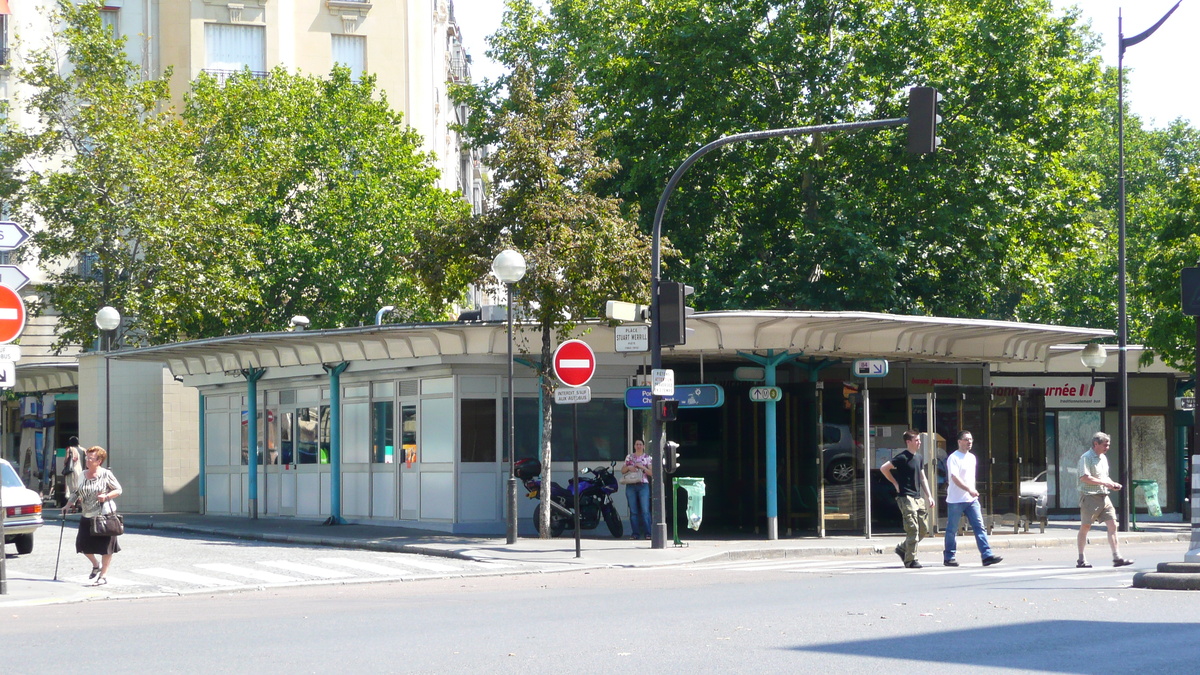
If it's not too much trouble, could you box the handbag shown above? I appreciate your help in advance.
[620,467,643,485]
[91,500,125,537]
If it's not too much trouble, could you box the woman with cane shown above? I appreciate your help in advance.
[65,446,123,585]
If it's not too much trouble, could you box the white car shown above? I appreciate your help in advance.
[2,458,44,555]
[1020,470,1049,518]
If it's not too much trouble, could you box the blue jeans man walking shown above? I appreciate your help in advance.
[943,431,1003,567]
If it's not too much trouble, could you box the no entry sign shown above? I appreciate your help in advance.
[552,339,597,388]
[0,285,27,344]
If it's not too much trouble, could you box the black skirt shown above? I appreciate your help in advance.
[76,517,122,556]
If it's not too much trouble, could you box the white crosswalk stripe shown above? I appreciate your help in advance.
[258,560,357,578]
[131,567,243,587]
[318,557,414,576]
[195,563,302,583]
[684,557,1137,583]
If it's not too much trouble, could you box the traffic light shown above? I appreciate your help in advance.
[907,86,942,154]
[658,280,694,346]
[665,441,681,474]
[654,398,679,422]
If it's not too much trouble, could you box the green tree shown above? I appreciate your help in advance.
[183,67,475,334]
[2,0,257,351]
[494,0,1108,322]
[451,1,654,536]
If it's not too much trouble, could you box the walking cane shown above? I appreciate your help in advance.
[53,508,67,581]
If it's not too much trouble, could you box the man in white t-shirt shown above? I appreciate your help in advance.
[943,431,1002,567]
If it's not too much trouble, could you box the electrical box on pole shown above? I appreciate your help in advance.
[907,86,942,154]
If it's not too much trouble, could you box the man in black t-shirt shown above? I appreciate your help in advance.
[880,430,933,568]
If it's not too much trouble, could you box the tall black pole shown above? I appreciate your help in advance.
[506,282,519,544]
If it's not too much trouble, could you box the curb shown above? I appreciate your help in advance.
[1132,571,1200,590]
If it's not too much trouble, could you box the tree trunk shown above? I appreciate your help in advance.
[537,322,555,538]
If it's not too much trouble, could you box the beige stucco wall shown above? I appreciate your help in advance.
[78,354,200,513]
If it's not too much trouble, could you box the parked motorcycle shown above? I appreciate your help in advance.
[514,458,624,538]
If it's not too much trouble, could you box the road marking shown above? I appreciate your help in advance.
[131,567,241,587]
[319,557,414,576]
[259,560,356,578]
[381,557,463,572]
[195,563,301,583]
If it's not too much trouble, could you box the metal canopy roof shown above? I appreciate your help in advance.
[108,311,1114,379]
[15,361,79,393]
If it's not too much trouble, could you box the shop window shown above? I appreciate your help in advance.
[512,398,626,462]
[460,399,496,462]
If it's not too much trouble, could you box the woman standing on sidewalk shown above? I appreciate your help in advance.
[622,439,653,540]
[67,446,123,585]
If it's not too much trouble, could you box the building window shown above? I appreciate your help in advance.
[331,34,366,81]
[204,23,267,81]
[100,8,119,37]
[1,14,9,66]
[460,399,496,463]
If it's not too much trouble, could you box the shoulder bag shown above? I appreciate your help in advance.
[91,498,125,537]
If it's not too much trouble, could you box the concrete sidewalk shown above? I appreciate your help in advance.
[0,511,1189,608]
[82,511,1198,566]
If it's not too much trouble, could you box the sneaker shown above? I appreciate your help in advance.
[894,545,906,563]
[905,560,923,569]
[982,556,1003,567]
[1076,560,1093,569]
[89,566,101,580]
[1113,557,1135,567]
[943,559,959,567]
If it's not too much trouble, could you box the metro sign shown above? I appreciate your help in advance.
[0,285,27,345]
[552,339,597,388]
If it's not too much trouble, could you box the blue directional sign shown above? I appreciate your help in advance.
[625,384,724,410]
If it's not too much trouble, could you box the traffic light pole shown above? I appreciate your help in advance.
[648,115,919,549]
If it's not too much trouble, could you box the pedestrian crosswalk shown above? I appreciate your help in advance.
[680,557,1135,584]
[61,554,530,594]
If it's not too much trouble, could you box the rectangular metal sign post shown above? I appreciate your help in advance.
[573,404,581,558]
[863,378,872,539]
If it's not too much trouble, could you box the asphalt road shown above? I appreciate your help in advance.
[2,536,1197,674]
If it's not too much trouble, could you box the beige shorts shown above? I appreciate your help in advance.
[1080,493,1117,524]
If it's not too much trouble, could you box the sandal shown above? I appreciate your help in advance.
[91,576,107,586]
[1076,560,1092,568]
[89,566,101,580]
[1113,557,1135,567]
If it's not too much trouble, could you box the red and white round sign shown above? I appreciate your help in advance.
[552,339,597,388]
[0,285,27,345]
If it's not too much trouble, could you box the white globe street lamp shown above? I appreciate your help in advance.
[94,306,121,457]
[493,249,526,545]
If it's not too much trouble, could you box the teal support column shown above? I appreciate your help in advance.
[739,350,802,539]
[199,392,207,515]
[324,362,350,525]
[241,367,266,519]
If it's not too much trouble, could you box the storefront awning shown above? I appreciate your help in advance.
[13,361,79,394]
[111,311,1114,378]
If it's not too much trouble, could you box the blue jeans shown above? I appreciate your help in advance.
[944,500,995,561]
[625,482,650,537]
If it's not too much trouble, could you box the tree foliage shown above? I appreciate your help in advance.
[1,1,474,350]
[450,0,654,536]
[3,0,255,350]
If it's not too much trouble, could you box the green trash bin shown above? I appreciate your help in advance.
[1131,479,1162,531]
[672,477,706,546]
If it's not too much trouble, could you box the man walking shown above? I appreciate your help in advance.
[1077,431,1134,568]
[943,431,1002,567]
[881,430,932,568]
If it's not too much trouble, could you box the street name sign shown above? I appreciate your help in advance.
[749,386,782,402]
[0,222,30,251]
[614,324,649,353]
[552,339,597,388]
[0,266,31,291]
[853,359,889,378]
[624,384,725,410]
[554,386,592,405]
[0,285,27,344]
